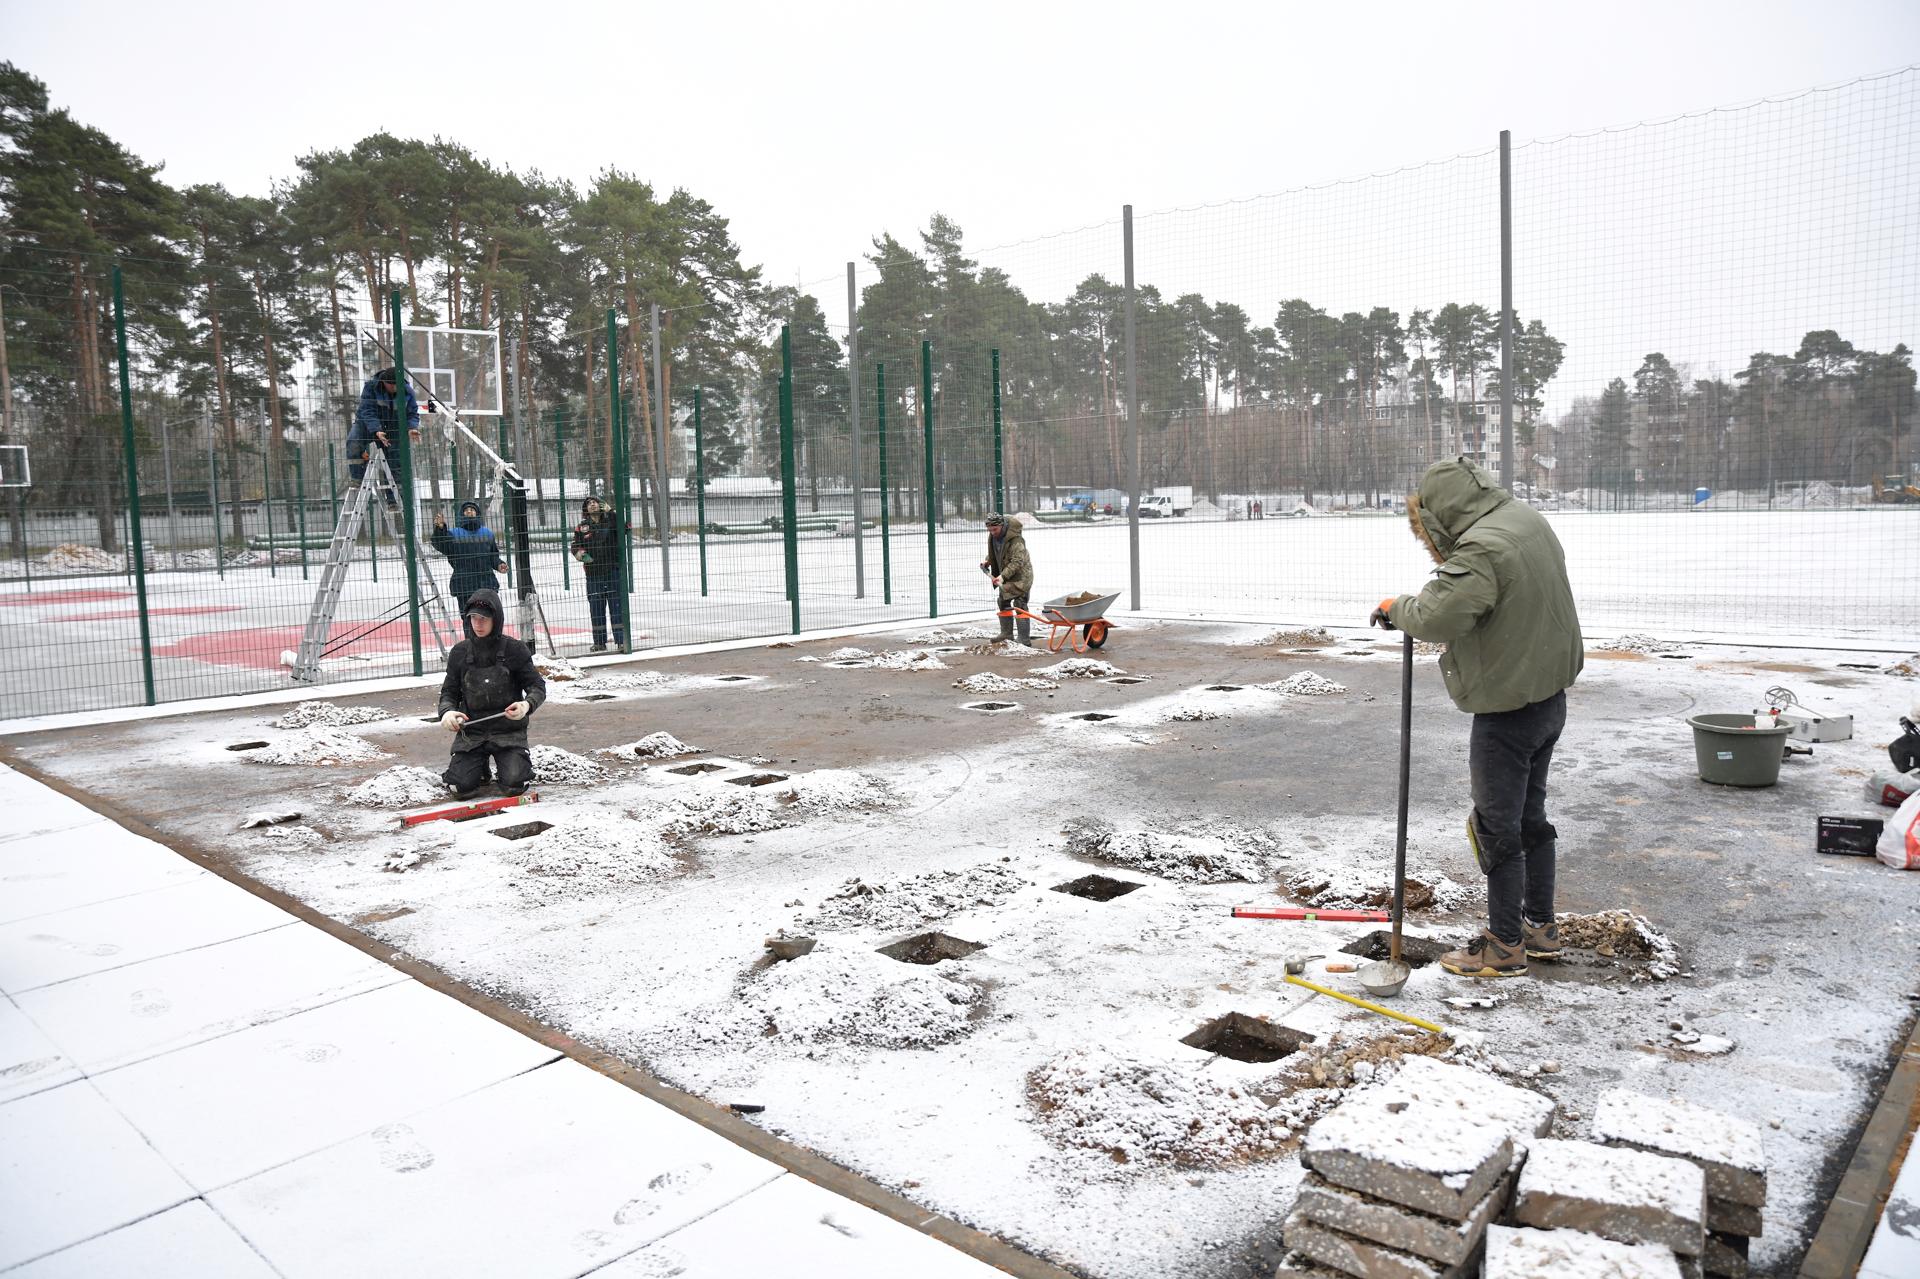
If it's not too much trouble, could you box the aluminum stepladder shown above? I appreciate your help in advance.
[291,447,462,684]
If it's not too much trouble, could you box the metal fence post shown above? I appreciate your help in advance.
[1122,205,1142,612]
[261,418,278,579]
[208,426,224,581]
[294,446,308,580]
[159,411,180,569]
[555,416,570,592]
[606,310,633,652]
[1498,128,1515,492]
[111,265,156,705]
[778,324,801,633]
[991,347,1005,514]
[847,262,865,599]
[649,302,672,591]
[393,289,423,678]
[693,387,709,596]
[877,363,891,605]
[327,441,340,529]
[921,339,937,618]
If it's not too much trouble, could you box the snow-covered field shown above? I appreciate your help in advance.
[12,620,1920,1278]
[3,508,1914,722]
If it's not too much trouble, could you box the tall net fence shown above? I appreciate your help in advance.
[1,69,1914,720]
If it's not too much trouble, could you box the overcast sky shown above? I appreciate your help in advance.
[5,0,1918,406]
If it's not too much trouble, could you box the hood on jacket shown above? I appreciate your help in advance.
[463,588,505,629]
[1408,458,1508,560]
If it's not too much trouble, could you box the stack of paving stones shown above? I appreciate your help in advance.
[1278,1059,1556,1278]
[1592,1089,1768,1279]
[1482,1224,1683,1278]
[1510,1139,1707,1277]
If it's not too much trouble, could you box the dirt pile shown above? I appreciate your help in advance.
[805,861,1028,931]
[1066,815,1281,884]
[1556,910,1681,980]
[348,765,447,808]
[1028,1047,1292,1167]
[736,945,981,1048]
[245,727,386,767]
[529,744,605,784]
[272,701,392,729]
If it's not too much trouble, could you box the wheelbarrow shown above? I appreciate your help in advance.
[1003,591,1120,653]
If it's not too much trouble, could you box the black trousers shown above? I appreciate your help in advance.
[444,740,532,796]
[586,574,627,647]
[1469,690,1566,944]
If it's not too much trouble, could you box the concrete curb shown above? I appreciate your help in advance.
[0,747,1088,1279]
[1798,1007,1920,1277]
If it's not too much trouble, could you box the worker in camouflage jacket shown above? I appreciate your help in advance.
[1372,458,1584,980]
[981,513,1034,645]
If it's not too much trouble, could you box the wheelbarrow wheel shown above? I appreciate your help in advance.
[1085,620,1109,650]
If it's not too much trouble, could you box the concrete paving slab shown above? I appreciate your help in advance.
[17,920,407,1074]
[92,979,559,1191]
[4,1199,279,1279]
[0,822,206,925]
[0,1080,195,1270]
[0,765,109,846]
[0,876,293,994]
[591,1169,1008,1278]
[1856,1140,1920,1279]
[209,1058,784,1279]
[0,993,80,1103]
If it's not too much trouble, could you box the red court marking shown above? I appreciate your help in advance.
[150,620,590,671]
[56,606,244,621]
[0,589,132,607]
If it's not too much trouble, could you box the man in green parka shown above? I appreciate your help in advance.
[1372,458,1584,978]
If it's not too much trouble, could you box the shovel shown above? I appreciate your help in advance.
[1358,629,1414,999]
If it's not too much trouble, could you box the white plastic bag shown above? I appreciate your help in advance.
[1878,789,1920,870]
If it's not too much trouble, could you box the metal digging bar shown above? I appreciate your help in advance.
[356,327,557,657]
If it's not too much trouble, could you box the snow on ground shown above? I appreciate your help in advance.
[781,769,904,814]
[244,726,386,766]
[1031,658,1124,679]
[528,744,605,784]
[601,732,698,760]
[271,700,393,729]
[348,765,446,808]
[11,621,1920,1279]
[954,673,1060,694]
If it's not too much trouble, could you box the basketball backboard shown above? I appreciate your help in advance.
[350,323,502,416]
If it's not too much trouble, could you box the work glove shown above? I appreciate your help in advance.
[1369,598,1396,630]
[440,710,467,731]
[504,700,531,721]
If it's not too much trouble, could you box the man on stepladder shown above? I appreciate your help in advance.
[438,589,546,799]
[981,513,1033,646]
[345,367,421,504]
[1371,457,1584,979]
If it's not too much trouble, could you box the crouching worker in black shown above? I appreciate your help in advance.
[438,589,546,798]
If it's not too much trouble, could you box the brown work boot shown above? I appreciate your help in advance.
[1522,917,1563,960]
[1440,930,1529,978]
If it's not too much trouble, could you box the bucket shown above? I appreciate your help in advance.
[1688,713,1792,787]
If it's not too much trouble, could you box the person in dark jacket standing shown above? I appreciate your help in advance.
[1372,458,1585,979]
[569,495,627,652]
[438,589,546,798]
[432,501,506,639]
[345,368,420,489]
[980,513,1035,645]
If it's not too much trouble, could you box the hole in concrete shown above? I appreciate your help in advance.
[965,701,1020,713]
[1052,873,1145,901]
[668,762,726,775]
[491,821,554,841]
[877,931,986,965]
[1182,1012,1316,1063]
[577,693,616,702]
[1659,654,1694,661]
[1104,676,1147,685]
[1204,684,1244,692]
[714,675,754,682]
[930,646,965,654]
[1338,930,1451,969]
[726,772,788,787]
[826,660,868,669]
[1289,648,1320,654]
[1838,662,1880,671]
[1074,712,1117,722]
[227,741,269,751]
